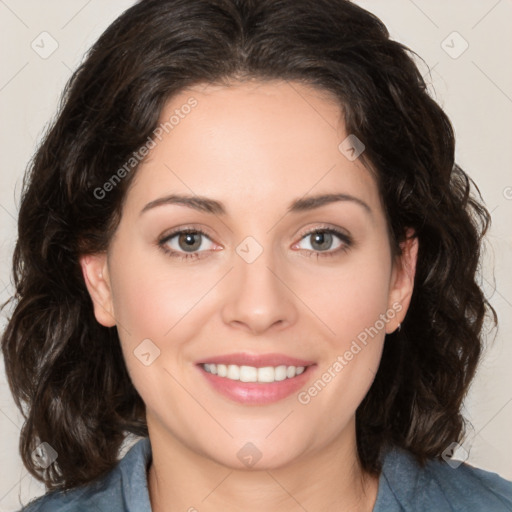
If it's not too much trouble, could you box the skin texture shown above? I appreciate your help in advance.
[80,80,418,512]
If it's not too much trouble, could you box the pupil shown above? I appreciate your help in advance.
[313,232,331,250]
[180,233,201,251]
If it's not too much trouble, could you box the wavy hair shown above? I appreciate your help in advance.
[1,0,497,492]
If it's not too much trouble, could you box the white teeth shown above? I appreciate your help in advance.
[258,366,275,383]
[239,365,258,382]
[227,365,240,380]
[202,363,307,382]
[274,365,287,381]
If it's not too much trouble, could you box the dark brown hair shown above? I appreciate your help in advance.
[1,0,496,493]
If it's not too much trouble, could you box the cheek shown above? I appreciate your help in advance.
[298,249,392,343]
[108,244,214,342]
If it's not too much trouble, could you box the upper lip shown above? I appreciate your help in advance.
[196,352,315,368]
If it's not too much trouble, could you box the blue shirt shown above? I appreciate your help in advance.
[17,437,512,511]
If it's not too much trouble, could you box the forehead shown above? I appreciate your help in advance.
[127,79,381,218]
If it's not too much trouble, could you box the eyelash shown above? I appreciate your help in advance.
[157,225,353,261]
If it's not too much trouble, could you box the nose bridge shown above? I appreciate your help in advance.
[220,233,297,333]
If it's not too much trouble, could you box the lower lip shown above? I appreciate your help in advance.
[197,365,316,405]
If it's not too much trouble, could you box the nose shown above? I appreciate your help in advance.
[220,244,298,335]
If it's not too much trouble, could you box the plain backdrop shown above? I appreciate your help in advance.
[0,0,511,510]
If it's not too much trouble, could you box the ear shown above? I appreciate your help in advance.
[79,253,116,327]
[386,228,419,334]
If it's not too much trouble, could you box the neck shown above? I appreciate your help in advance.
[147,417,379,512]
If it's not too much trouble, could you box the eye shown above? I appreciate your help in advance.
[293,226,352,258]
[158,228,216,260]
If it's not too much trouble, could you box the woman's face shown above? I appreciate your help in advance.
[81,79,417,470]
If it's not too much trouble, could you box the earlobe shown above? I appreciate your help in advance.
[79,253,117,327]
[386,228,419,334]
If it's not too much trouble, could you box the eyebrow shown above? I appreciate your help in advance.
[140,192,372,216]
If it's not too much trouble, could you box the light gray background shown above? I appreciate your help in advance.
[1,0,511,510]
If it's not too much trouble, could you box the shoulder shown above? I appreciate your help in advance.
[375,446,512,512]
[15,437,152,512]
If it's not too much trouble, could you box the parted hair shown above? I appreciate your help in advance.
[1,0,496,492]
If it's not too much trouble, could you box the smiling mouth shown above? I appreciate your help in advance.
[197,355,316,404]
[201,363,307,383]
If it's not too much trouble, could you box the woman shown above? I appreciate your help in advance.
[2,0,511,510]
